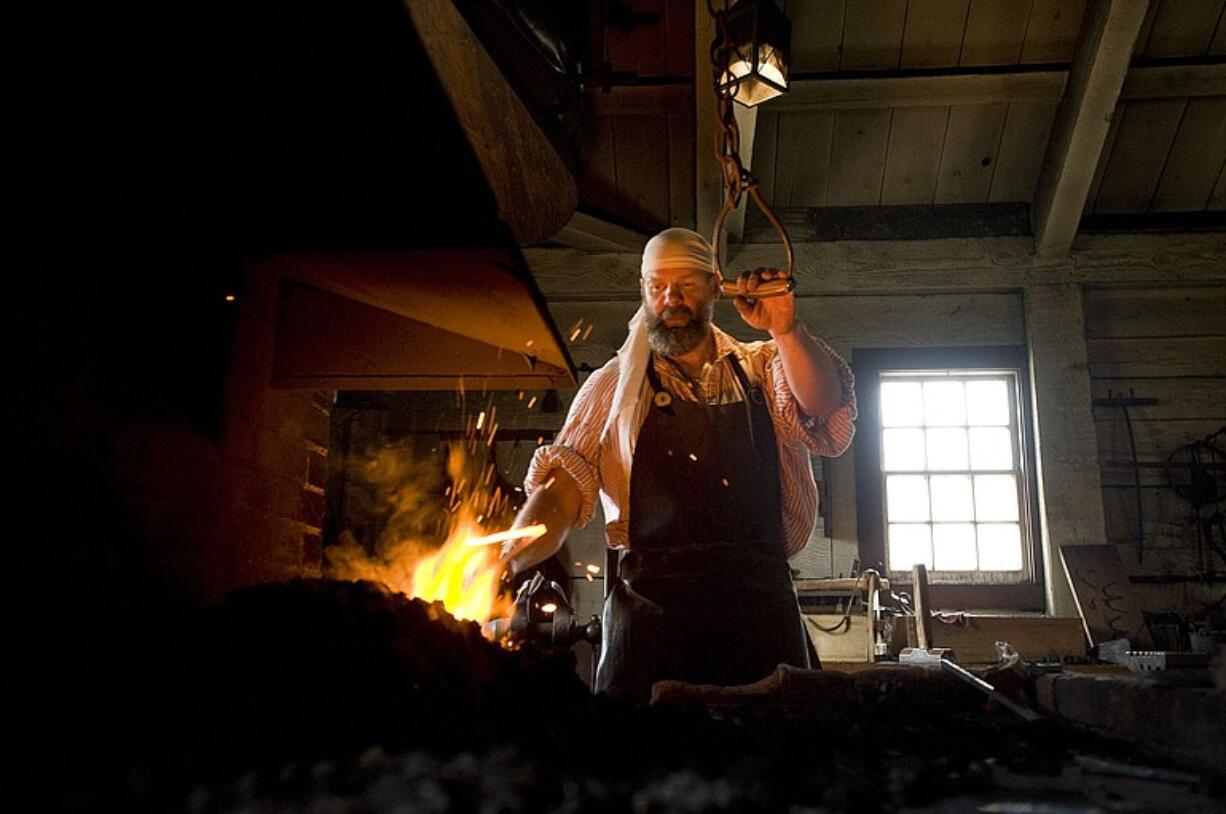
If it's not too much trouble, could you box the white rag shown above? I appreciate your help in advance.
[601,228,715,465]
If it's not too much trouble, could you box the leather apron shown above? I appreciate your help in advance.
[594,353,810,702]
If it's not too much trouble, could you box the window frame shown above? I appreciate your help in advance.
[854,346,1045,611]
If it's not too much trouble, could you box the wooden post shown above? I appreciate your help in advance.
[911,563,933,650]
[1025,282,1106,617]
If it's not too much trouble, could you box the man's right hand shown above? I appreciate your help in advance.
[500,468,584,576]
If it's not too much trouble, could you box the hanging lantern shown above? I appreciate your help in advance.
[715,0,791,107]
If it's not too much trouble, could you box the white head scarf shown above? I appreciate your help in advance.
[601,228,715,464]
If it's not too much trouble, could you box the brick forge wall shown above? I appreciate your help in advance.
[216,269,334,597]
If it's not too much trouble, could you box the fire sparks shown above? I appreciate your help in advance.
[326,435,522,637]
[565,318,594,344]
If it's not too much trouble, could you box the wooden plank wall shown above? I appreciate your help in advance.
[576,0,694,231]
[1088,96,1226,214]
[1084,285,1226,585]
[579,86,696,231]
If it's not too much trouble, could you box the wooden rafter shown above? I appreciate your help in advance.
[404,0,576,245]
[548,211,649,254]
[763,63,1225,112]
[1032,0,1151,259]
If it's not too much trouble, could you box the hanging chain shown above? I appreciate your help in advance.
[707,0,795,299]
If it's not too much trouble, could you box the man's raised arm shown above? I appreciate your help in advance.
[732,269,843,418]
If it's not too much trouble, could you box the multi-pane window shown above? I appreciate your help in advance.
[879,371,1028,580]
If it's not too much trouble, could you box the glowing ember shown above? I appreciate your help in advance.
[465,524,547,548]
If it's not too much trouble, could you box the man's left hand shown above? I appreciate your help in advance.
[731,268,796,337]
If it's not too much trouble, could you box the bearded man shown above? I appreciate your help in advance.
[503,227,856,702]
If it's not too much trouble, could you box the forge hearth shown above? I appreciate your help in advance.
[46,578,1225,813]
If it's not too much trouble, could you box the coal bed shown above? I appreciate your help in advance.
[36,579,1223,813]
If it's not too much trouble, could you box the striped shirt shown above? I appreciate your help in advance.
[525,325,857,557]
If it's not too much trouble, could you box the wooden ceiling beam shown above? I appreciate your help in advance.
[776,70,1067,109]
[547,211,649,254]
[1032,0,1150,260]
[404,0,576,245]
[760,62,1223,111]
[1120,61,1226,100]
[525,232,1226,300]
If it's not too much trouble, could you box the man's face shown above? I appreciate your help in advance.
[641,265,718,357]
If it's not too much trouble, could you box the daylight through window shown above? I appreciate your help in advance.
[879,371,1027,578]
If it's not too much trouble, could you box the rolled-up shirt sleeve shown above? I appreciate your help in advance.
[524,361,619,528]
[766,336,857,457]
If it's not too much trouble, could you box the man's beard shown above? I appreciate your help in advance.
[646,302,713,357]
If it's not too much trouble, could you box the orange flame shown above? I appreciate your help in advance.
[409,516,514,625]
[326,437,526,635]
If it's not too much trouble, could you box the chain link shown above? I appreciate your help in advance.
[707,0,795,297]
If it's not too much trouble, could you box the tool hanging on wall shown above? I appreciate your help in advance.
[1092,388,1158,562]
[1165,426,1226,579]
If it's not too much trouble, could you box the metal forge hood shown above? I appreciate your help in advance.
[266,244,574,391]
[251,0,581,391]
